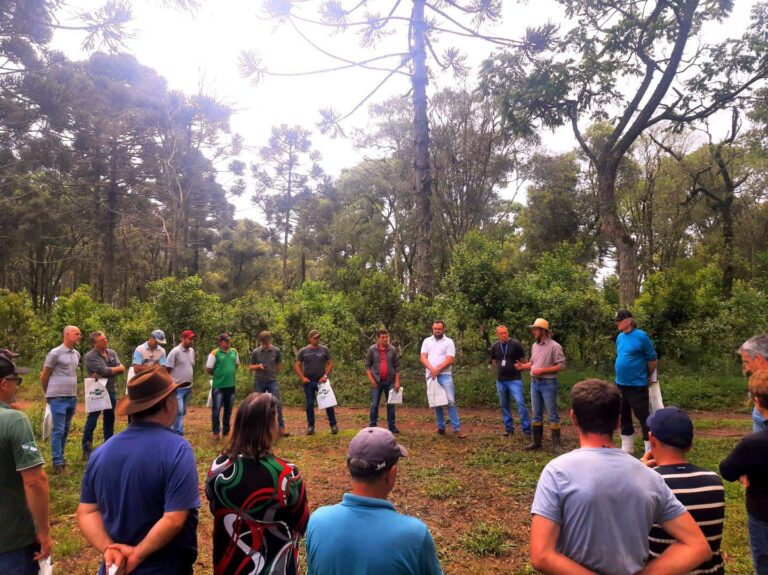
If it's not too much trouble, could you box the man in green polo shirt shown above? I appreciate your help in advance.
[0,349,51,574]
[206,333,240,440]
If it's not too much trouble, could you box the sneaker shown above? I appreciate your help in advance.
[331,425,339,435]
[503,429,514,437]
[306,426,315,436]
[389,427,400,434]
[211,433,221,440]
[454,430,467,439]
[279,427,291,437]
[436,428,446,435]
[52,463,66,475]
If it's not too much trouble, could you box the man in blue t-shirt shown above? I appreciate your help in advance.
[614,309,657,454]
[76,365,199,575]
[306,427,443,575]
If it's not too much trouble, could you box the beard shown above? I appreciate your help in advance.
[434,333,443,340]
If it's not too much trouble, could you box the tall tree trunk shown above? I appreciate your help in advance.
[104,144,119,301]
[598,169,638,306]
[411,0,433,296]
[721,196,734,298]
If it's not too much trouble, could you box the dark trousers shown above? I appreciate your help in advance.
[82,389,116,451]
[370,380,396,429]
[304,380,336,427]
[618,384,650,440]
[0,542,39,575]
[211,386,236,435]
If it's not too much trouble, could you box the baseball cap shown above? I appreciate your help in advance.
[347,427,408,474]
[0,349,30,380]
[151,329,167,344]
[614,309,633,321]
[218,333,231,342]
[647,407,693,449]
[181,330,196,339]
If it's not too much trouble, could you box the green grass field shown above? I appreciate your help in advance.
[14,363,756,574]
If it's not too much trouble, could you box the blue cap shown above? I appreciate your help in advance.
[151,329,167,344]
[647,407,693,449]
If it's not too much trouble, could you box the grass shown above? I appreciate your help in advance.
[10,360,758,574]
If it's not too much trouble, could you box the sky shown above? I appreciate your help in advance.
[52,0,757,222]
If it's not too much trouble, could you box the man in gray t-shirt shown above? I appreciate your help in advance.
[249,331,288,436]
[530,379,711,575]
[167,330,196,436]
[295,330,337,435]
[40,325,82,473]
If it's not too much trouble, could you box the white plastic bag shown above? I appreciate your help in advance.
[42,404,52,442]
[38,557,52,575]
[388,387,403,405]
[85,378,112,413]
[317,380,338,409]
[206,379,213,408]
[426,377,449,408]
[125,366,136,394]
[649,369,664,412]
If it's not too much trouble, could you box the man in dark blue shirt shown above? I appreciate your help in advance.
[76,365,199,575]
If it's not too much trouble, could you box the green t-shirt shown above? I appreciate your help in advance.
[207,348,239,389]
[0,402,45,553]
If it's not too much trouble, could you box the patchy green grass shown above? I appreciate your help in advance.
[424,477,464,500]
[460,522,513,557]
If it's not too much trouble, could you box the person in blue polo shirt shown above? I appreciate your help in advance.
[306,427,442,575]
[614,309,657,454]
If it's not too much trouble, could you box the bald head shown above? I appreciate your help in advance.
[63,325,82,348]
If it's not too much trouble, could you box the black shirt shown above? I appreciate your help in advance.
[720,429,768,521]
[489,339,526,380]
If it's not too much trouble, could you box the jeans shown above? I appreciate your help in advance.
[754,406,766,433]
[254,380,285,428]
[211,386,236,435]
[303,381,337,428]
[531,378,560,425]
[0,542,39,574]
[173,386,192,435]
[497,379,531,433]
[749,512,768,575]
[433,374,461,432]
[369,380,396,429]
[82,389,116,451]
[48,396,77,465]
[617,384,650,439]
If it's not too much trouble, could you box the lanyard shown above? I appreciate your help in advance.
[499,342,508,360]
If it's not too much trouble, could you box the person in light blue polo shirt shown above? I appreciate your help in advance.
[614,309,657,454]
[306,427,442,575]
[132,330,167,375]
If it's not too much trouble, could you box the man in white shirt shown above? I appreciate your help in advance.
[420,321,465,438]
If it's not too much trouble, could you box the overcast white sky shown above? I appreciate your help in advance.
[52,0,756,222]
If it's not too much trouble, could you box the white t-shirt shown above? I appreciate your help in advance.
[420,335,455,377]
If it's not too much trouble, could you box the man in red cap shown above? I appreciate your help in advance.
[0,349,51,574]
[166,330,197,435]
[77,365,199,575]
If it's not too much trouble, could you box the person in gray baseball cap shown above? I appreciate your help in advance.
[131,329,167,375]
[306,428,443,575]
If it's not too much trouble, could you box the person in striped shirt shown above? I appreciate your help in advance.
[642,407,725,575]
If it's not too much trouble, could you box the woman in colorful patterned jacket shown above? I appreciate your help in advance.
[206,392,309,575]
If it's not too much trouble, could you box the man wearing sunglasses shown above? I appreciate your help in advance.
[0,349,51,574]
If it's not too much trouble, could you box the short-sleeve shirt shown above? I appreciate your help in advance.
[132,342,167,368]
[80,422,200,572]
[84,348,121,394]
[529,338,566,380]
[649,463,725,574]
[490,339,526,380]
[615,328,657,387]
[206,453,309,574]
[297,345,331,381]
[43,344,80,397]
[421,335,455,377]
[720,429,768,521]
[206,348,239,389]
[0,402,45,553]
[306,493,443,575]
[249,346,282,385]
[531,447,686,574]
[166,345,195,385]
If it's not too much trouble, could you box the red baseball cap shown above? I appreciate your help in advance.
[181,330,196,339]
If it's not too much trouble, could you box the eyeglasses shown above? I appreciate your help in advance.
[3,376,22,385]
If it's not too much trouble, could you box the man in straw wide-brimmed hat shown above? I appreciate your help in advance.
[76,365,199,575]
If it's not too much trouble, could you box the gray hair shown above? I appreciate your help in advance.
[89,331,105,345]
[739,335,768,360]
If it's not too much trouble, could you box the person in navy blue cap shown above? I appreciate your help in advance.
[642,407,725,574]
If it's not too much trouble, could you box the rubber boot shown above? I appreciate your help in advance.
[620,433,635,454]
[551,425,565,454]
[525,423,543,451]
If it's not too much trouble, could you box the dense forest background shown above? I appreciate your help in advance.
[2,0,768,375]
